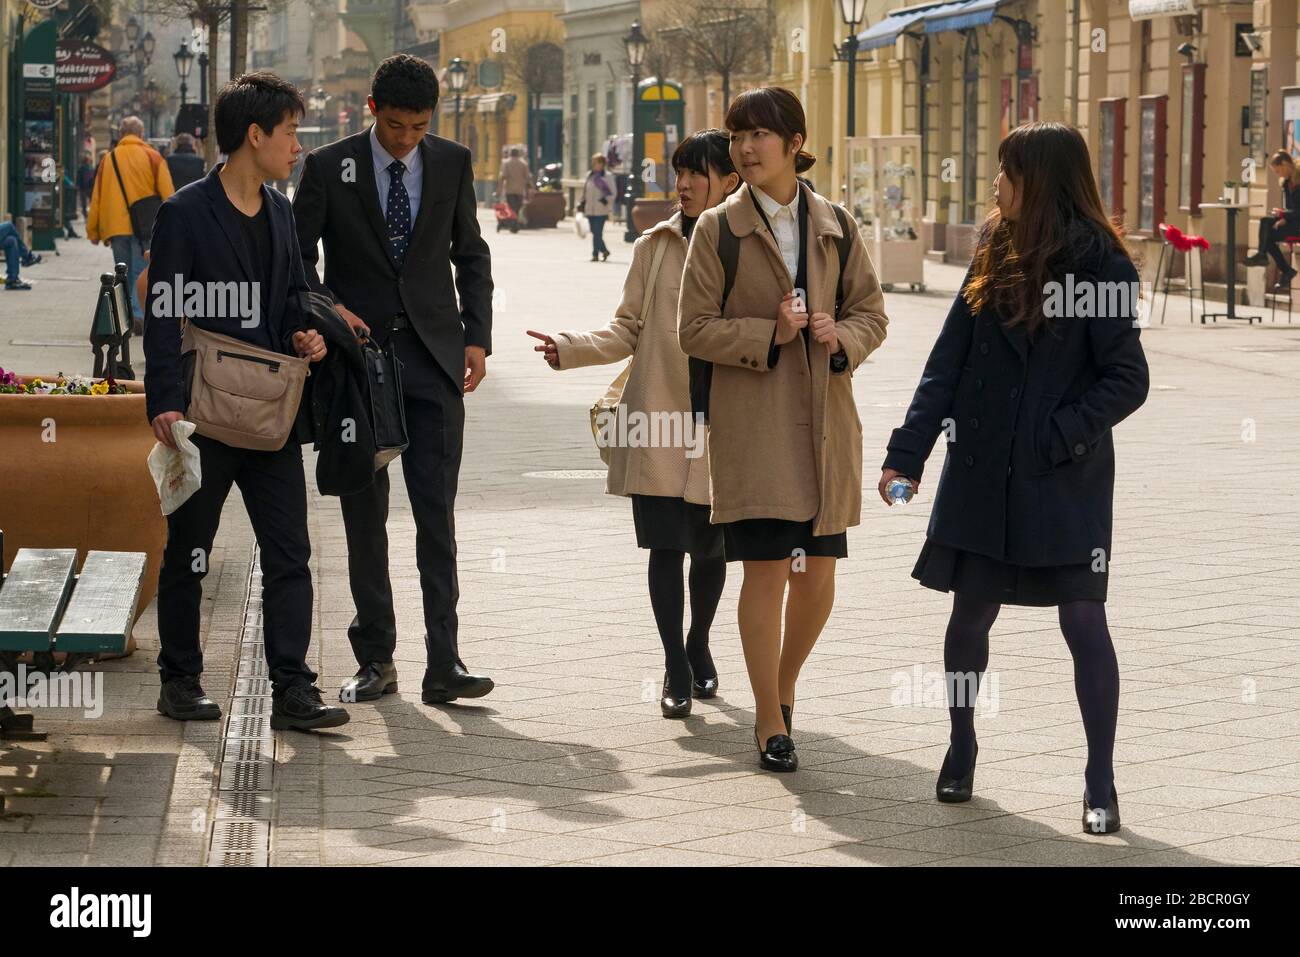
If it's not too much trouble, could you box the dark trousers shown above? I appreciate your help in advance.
[157,433,316,694]
[1257,216,1299,271]
[505,193,523,214]
[589,215,609,256]
[340,327,465,671]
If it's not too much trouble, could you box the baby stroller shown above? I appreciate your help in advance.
[494,200,520,233]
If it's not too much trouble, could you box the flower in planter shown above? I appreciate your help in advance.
[0,367,128,395]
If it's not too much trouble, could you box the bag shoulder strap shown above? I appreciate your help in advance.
[716,210,740,309]
[109,149,131,209]
[831,203,853,312]
[639,231,671,321]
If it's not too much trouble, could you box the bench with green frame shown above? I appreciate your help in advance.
[0,530,147,742]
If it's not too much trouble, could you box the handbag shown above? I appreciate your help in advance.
[589,232,670,464]
[361,336,409,468]
[181,322,310,451]
[110,148,163,246]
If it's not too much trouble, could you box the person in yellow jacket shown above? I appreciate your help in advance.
[86,116,174,322]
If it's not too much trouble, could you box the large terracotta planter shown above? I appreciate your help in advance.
[0,377,164,654]
[631,199,676,234]
[521,190,565,228]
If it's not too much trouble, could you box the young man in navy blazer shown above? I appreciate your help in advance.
[145,72,349,732]
[293,55,495,706]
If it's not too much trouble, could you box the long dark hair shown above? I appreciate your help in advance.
[723,87,816,174]
[672,129,738,238]
[964,122,1131,335]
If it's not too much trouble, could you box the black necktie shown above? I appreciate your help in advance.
[385,159,411,264]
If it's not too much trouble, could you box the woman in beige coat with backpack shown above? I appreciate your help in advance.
[678,88,889,771]
[528,130,741,719]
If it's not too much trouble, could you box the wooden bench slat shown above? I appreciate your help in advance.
[0,549,77,652]
[53,551,147,653]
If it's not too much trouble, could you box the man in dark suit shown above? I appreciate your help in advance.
[145,71,349,732]
[293,54,495,706]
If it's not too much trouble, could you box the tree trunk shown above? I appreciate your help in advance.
[204,17,221,168]
[231,0,249,78]
[722,72,730,117]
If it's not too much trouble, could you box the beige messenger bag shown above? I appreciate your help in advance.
[181,322,309,451]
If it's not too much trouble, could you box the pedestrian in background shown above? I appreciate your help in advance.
[527,130,740,719]
[677,87,889,772]
[879,122,1149,834]
[167,132,206,190]
[0,219,41,291]
[1243,149,1300,290]
[86,115,174,324]
[580,152,616,262]
[498,146,532,217]
[77,151,96,220]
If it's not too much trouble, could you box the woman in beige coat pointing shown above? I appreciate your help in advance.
[677,88,888,771]
[528,130,740,719]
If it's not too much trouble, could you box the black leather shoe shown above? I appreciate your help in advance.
[692,675,719,699]
[1082,786,1121,835]
[271,685,350,731]
[1243,251,1269,267]
[157,676,221,721]
[339,661,398,702]
[421,660,494,704]
[661,672,692,719]
[754,729,798,772]
[1275,267,1298,291]
[936,745,977,803]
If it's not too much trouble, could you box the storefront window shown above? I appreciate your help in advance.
[1139,95,1167,234]
[1179,63,1204,215]
[1099,99,1125,221]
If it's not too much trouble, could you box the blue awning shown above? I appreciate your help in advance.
[857,0,1006,50]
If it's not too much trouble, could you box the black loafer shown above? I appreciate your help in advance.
[1082,787,1121,835]
[755,729,798,772]
[271,685,350,731]
[157,676,221,721]
[661,672,692,719]
[935,745,977,803]
[421,659,494,704]
[339,661,398,702]
[692,675,719,699]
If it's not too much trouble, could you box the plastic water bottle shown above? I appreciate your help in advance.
[886,477,915,505]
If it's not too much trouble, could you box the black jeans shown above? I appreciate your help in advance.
[157,433,316,694]
[340,328,465,670]
[1257,216,1299,271]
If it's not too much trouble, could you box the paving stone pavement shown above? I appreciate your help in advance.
[2,211,1299,866]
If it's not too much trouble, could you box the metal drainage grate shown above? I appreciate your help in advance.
[208,549,276,867]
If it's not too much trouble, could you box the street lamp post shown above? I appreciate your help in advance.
[447,57,468,143]
[836,0,866,138]
[174,40,194,107]
[198,51,209,103]
[308,88,327,147]
[622,20,647,242]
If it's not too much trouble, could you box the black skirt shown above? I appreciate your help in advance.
[630,494,724,558]
[912,538,1107,606]
[722,517,848,563]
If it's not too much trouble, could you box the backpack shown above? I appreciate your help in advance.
[688,200,855,423]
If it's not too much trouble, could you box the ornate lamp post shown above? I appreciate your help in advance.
[174,40,194,107]
[835,0,866,137]
[622,20,647,242]
[447,57,469,143]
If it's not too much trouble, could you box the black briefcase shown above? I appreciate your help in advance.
[362,338,409,468]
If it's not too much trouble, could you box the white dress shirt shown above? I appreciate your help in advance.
[752,184,801,285]
[370,125,423,222]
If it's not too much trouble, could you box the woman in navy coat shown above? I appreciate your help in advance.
[879,122,1148,835]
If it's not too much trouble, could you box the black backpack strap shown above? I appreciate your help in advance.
[717,209,740,309]
[831,203,853,315]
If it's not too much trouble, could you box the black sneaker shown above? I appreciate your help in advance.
[157,676,222,721]
[271,684,350,732]
[4,279,32,291]
[20,253,41,267]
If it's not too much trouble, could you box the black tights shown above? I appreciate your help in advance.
[647,549,727,697]
[942,593,1120,809]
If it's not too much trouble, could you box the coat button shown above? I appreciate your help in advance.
[979,342,989,355]
[964,455,974,466]
[1010,387,1019,398]
[1073,442,1087,455]
[740,355,749,364]
[969,417,979,429]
